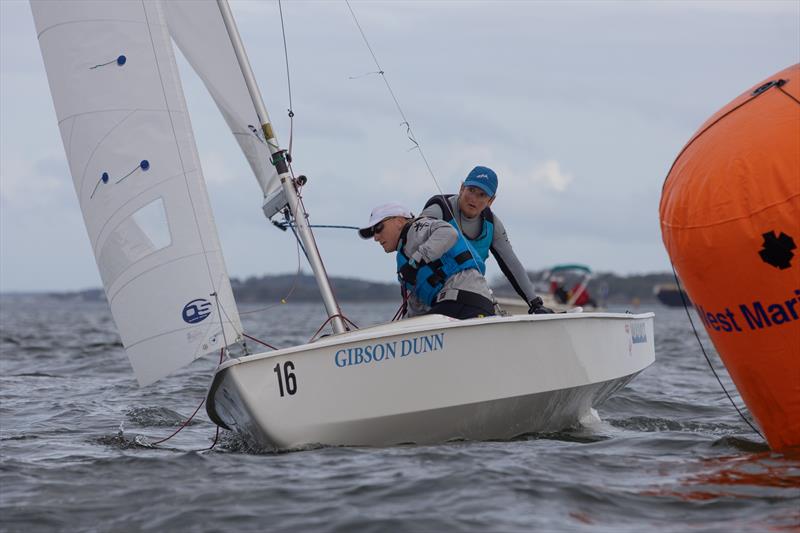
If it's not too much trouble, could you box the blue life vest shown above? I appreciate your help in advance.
[396,221,486,307]
[423,195,494,261]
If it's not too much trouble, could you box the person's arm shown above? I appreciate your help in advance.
[398,218,457,288]
[489,215,539,303]
[407,218,458,264]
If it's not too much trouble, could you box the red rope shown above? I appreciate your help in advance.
[309,314,339,343]
[242,332,278,350]
[392,287,409,321]
[150,348,224,448]
[341,315,359,330]
[150,398,206,446]
[308,313,360,343]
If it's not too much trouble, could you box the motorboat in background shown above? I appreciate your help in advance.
[653,283,692,307]
[496,264,603,314]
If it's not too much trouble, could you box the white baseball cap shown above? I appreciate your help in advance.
[358,202,413,239]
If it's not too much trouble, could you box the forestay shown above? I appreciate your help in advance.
[31,0,242,386]
[162,1,280,198]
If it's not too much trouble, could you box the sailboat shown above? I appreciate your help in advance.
[30,0,655,451]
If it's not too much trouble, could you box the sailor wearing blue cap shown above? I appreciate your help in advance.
[420,166,553,314]
[359,203,495,319]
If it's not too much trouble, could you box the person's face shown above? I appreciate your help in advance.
[372,217,406,253]
[459,185,495,218]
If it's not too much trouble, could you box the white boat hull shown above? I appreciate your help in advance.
[206,312,655,450]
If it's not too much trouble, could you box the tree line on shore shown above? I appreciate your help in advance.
[38,270,676,305]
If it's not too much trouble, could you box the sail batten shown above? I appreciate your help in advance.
[31,0,242,386]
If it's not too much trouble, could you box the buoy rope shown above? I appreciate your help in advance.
[670,266,766,441]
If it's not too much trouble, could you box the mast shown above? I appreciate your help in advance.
[216,0,346,335]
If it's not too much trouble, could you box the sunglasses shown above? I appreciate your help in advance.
[370,216,398,237]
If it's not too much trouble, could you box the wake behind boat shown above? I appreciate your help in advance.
[208,312,654,450]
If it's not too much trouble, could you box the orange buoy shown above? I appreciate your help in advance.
[660,64,800,451]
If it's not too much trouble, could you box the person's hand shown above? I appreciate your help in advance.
[398,260,419,285]
[528,296,554,314]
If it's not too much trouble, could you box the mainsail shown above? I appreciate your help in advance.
[31,0,242,386]
[162,1,281,198]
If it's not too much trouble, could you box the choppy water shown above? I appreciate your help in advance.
[1,297,798,532]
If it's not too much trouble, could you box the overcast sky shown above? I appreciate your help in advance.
[1,0,798,292]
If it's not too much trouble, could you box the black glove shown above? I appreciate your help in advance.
[528,296,554,314]
[398,261,419,285]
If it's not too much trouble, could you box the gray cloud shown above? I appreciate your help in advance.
[1,0,798,290]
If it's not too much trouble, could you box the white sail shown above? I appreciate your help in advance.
[31,0,242,386]
[162,0,281,198]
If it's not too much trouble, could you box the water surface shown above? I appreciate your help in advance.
[1,298,797,532]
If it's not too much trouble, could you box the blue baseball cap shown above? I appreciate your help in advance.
[463,166,498,197]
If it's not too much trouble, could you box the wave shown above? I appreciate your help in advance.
[125,406,200,427]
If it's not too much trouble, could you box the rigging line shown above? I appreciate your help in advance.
[237,175,323,318]
[241,333,278,350]
[275,222,360,231]
[285,160,349,325]
[394,286,409,320]
[309,313,351,342]
[284,163,312,264]
[348,70,383,80]
[238,235,304,316]
[670,265,766,441]
[344,1,442,192]
[201,426,221,452]
[150,349,224,447]
[294,189,353,330]
[277,0,296,157]
[150,398,206,446]
[285,210,311,263]
[344,1,479,266]
[289,178,356,331]
[214,296,242,340]
[778,85,800,106]
[211,290,231,355]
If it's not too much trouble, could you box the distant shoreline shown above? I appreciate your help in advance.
[2,271,678,305]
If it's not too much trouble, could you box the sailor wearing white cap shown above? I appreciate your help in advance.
[360,203,495,320]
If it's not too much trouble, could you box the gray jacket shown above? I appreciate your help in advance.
[398,217,493,317]
[419,195,538,304]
